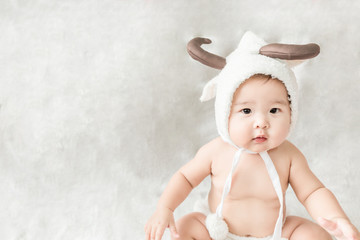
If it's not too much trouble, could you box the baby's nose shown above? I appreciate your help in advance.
[253,115,269,129]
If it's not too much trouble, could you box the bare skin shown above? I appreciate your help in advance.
[145,75,360,240]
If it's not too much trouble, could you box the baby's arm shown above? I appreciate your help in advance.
[145,142,213,240]
[289,145,359,240]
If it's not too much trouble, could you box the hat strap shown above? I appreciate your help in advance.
[259,151,284,240]
[216,148,244,217]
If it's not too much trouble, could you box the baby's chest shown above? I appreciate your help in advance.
[212,155,289,199]
[230,166,277,199]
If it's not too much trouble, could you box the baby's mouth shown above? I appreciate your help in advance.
[253,136,267,143]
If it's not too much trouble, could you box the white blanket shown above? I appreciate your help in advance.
[0,1,359,239]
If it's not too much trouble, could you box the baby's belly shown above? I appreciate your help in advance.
[209,196,283,237]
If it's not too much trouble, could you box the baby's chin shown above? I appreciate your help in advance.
[241,141,281,153]
[246,145,270,153]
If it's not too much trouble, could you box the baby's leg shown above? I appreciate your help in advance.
[174,212,211,240]
[282,216,332,240]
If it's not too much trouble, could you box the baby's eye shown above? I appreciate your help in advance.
[270,108,279,114]
[241,108,252,114]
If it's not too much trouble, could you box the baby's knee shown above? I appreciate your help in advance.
[305,224,332,240]
[176,212,205,231]
[290,219,332,240]
[300,225,332,240]
[174,212,209,240]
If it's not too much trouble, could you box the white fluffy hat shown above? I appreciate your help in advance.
[187,31,320,147]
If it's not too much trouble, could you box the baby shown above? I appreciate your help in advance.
[144,32,360,240]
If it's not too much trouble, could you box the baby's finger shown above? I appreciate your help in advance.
[144,222,149,233]
[169,220,180,238]
[318,217,343,238]
[318,217,337,231]
[340,224,358,240]
[155,224,166,240]
[145,225,151,240]
[151,226,157,240]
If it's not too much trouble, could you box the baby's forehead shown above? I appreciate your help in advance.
[236,74,287,90]
[232,76,289,102]
[242,74,284,87]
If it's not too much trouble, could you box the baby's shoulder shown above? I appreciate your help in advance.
[196,137,229,158]
[275,140,305,160]
[278,140,297,151]
[205,137,227,147]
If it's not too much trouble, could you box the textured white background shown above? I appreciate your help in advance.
[0,1,359,239]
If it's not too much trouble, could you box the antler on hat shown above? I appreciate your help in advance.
[187,35,320,69]
[187,38,226,70]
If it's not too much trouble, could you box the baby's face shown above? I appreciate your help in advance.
[228,76,291,153]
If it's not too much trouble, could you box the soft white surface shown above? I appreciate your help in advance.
[0,1,359,239]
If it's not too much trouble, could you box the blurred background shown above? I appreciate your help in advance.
[0,1,359,239]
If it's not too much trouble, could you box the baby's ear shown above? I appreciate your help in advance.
[200,76,218,102]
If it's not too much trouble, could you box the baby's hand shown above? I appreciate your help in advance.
[318,217,360,240]
[145,206,179,240]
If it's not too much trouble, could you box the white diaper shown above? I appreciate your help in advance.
[194,198,288,240]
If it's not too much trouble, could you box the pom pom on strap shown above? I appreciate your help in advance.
[206,213,229,240]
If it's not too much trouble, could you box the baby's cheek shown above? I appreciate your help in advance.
[229,119,244,134]
[230,125,250,144]
[273,124,290,143]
